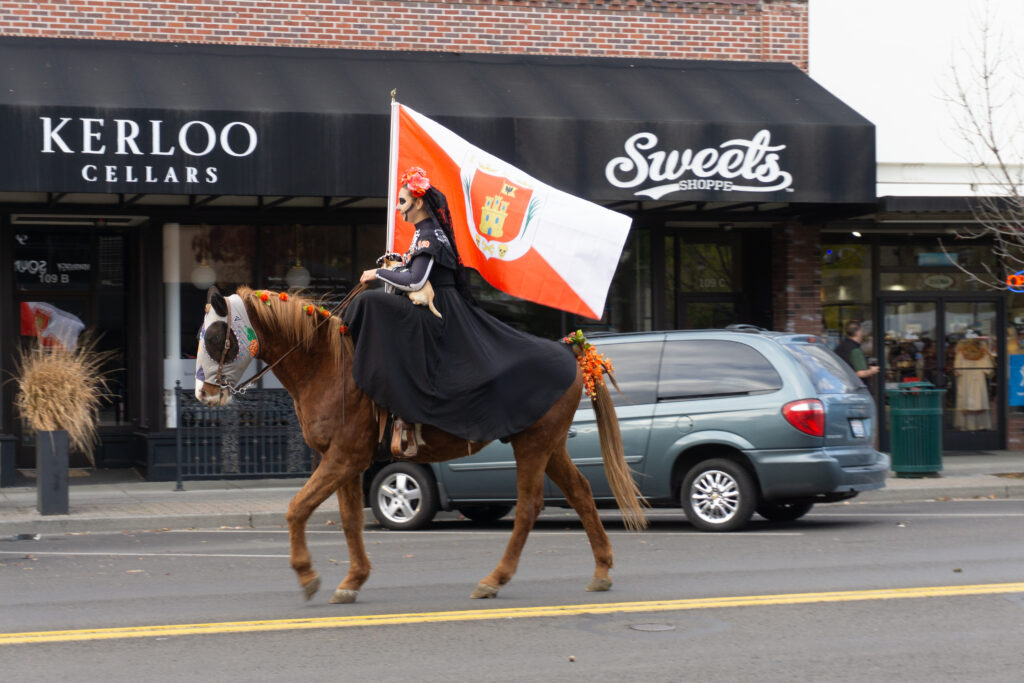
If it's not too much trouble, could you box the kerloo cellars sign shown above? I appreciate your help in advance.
[40,115,259,187]
[0,106,385,198]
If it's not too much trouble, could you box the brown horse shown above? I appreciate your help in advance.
[193,285,646,604]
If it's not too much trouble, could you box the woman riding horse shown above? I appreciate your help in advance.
[192,167,645,604]
[346,167,578,447]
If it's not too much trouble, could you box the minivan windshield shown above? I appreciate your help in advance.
[782,342,864,394]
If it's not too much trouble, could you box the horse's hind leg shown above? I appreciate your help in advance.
[286,456,351,601]
[545,445,614,592]
[470,460,546,599]
[328,474,371,604]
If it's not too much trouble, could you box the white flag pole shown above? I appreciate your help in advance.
[385,93,400,251]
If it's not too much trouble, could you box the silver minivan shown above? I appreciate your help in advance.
[367,328,889,532]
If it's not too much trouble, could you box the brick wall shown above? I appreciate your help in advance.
[0,1,808,67]
[772,222,821,334]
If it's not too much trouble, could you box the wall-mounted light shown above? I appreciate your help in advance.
[285,223,311,289]
[190,225,217,289]
[851,231,862,238]
[286,263,311,288]
[190,262,217,289]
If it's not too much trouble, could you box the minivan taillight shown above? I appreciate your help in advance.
[782,399,825,437]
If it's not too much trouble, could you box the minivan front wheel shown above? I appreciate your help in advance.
[681,459,757,532]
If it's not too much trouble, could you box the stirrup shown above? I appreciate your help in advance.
[390,418,424,459]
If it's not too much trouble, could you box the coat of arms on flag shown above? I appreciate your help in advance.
[389,102,632,320]
[462,155,540,262]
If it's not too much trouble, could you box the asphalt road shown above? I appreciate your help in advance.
[3,500,1024,681]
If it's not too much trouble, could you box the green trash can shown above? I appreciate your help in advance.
[886,381,945,477]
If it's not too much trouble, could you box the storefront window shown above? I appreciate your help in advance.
[593,229,651,333]
[821,242,872,352]
[879,271,988,292]
[13,228,128,429]
[879,243,996,270]
[666,232,739,329]
[679,242,733,293]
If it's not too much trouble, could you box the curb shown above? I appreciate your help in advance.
[857,480,1024,504]
[0,508,342,536]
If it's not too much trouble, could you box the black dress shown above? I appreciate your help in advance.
[345,217,578,443]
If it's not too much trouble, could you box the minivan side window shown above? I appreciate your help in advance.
[589,341,663,407]
[658,339,783,400]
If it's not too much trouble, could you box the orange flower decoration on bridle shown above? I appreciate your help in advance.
[400,167,431,197]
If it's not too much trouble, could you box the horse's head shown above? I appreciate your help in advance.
[194,287,258,406]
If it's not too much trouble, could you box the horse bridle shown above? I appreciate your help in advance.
[210,284,367,397]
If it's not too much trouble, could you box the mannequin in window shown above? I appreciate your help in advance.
[953,337,994,431]
[1007,326,1022,355]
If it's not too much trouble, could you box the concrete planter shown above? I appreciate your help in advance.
[36,430,69,515]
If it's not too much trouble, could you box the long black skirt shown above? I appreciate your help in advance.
[344,285,578,443]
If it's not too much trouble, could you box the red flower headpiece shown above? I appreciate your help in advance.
[400,167,431,197]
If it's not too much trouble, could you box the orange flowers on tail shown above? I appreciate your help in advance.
[562,329,614,398]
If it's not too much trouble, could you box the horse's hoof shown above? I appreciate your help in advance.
[586,577,612,592]
[329,589,359,604]
[302,576,322,601]
[470,583,499,599]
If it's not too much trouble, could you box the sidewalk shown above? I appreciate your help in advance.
[2,452,1024,536]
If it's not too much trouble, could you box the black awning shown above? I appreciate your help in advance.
[0,37,875,204]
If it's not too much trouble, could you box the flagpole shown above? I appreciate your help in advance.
[385,91,400,251]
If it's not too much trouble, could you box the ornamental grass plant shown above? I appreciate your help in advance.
[10,336,115,465]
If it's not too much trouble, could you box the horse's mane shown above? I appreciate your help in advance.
[237,286,354,368]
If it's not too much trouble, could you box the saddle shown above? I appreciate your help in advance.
[379,255,442,319]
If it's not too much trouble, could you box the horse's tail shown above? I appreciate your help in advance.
[589,376,649,531]
[566,334,648,531]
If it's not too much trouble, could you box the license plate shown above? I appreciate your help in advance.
[849,419,865,438]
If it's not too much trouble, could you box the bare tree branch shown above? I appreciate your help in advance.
[939,0,1024,289]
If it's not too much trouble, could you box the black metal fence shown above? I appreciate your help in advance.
[175,383,314,489]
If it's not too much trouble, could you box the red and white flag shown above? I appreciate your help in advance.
[19,301,85,350]
[387,103,632,320]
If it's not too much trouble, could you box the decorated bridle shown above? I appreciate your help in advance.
[208,285,367,397]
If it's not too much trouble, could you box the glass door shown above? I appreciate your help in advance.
[943,300,1000,450]
[879,296,1002,451]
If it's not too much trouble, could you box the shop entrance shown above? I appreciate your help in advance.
[9,224,133,469]
[877,294,1004,451]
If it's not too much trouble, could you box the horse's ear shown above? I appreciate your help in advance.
[209,288,228,317]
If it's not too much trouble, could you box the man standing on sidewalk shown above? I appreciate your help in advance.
[835,321,880,383]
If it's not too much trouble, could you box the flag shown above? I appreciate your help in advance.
[20,301,86,350]
[388,103,632,320]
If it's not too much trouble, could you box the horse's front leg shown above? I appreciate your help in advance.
[471,457,546,599]
[286,456,350,601]
[328,473,371,604]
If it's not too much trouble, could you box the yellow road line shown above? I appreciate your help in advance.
[4,581,1024,645]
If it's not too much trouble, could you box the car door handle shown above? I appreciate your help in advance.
[567,428,577,438]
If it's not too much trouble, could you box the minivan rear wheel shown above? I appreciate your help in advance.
[681,459,757,532]
[370,463,439,530]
